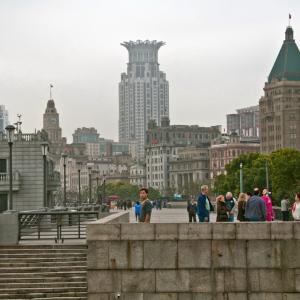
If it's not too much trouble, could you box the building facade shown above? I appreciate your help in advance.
[0,106,9,133]
[260,25,300,153]
[145,117,221,193]
[119,40,169,160]
[129,163,146,187]
[169,147,210,194]
[209,134,260,179]
[227,105,259,137]
[0,132,60,212]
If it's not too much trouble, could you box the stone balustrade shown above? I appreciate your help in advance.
[87,222,300,299]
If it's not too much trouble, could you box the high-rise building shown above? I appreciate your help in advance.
[227,105,259,137]
[0,105,9,133]
[119,40,169,161]
[260,25,300,153]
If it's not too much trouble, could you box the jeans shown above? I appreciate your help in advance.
[189,213,197,222]
[198,215,209,222]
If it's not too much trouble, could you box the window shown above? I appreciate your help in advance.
[0,194,7,212]
[0,159,6,173]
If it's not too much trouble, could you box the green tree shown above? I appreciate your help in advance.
[269,148,300,202]
[213,152,267,197]
[102,182,161,200]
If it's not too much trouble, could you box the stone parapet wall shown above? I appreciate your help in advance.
[87,222,300,299]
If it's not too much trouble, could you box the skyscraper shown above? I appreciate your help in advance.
[0,105,9,133]
[260,25,300,152]
[119,40,169,161]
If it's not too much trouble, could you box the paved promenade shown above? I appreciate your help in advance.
[129,208,217,223]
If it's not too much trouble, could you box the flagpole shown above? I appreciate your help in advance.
[289,13,291,27]
[50,84,53,99]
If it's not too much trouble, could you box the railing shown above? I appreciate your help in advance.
[0,172,20,182]
[18,211,99,243]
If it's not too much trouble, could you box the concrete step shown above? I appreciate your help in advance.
[0,287,87,293]
[0,282,86,288]
[0,271,87,278]
[0,245,87,300]
[0,276,86,283]
[0,253,86,259]
[0,291,87,299]
[0,260,86,267]
[0,265,86,273]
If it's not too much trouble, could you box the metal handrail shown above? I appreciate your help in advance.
[18,211,99,243]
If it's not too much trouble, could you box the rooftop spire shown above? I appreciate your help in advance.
[49,84,53,100]
[285,26,294,41]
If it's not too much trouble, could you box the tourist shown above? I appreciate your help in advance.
[187,197,197,222]
[225,192,236,222]
[237,193,247,222]
[134,201,141,222]
[292,194,300,221]
[281,196,290,221]
[197,185,210,222]
[261,189,274,221]
[216,195,229,222]
[139,188,153,223]
[245,188,266,221]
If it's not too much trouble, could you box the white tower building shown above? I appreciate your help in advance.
[119,40,169,161]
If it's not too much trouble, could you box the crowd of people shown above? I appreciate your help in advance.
[187,185,300,222]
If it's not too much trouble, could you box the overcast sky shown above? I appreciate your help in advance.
[1,0,300,141]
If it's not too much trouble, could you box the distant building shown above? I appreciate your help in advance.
[0,106,9,133]
[42,96,67,170]
[119,40,169,160]
[145,117,221,193]
[0,132,60,211]
[169,146,210,194]
[73,127,99,144]
[260,25,300,153]
[129,163,146,187]
[209,134,260,179]
[227,105,259,137]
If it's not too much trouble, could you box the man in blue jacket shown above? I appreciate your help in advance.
[197,185,210,222]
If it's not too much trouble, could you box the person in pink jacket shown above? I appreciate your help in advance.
[261,189,274,221]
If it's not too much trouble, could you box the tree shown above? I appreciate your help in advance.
[269,149,300,202]
[102,182,161,200]
[212,149,300,205]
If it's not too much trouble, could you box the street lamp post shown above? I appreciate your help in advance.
[265,160,269,191]
[5,125,16,211]
[41,141,49,208]
[62,153,68,207]
[240,162,243,193]
[96,175,99,204]
[76,162,82,207]
[102,174,106,206]
[87,163,94,204]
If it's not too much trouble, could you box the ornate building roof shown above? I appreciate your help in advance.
[268,26,300,83]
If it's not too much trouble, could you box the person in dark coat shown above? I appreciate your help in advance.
[187,198,197,222]
[237,193,247,222]
[216,195,229,222]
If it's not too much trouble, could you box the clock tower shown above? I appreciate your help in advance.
[43,98,62,143]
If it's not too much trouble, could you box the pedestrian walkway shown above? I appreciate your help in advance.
[129,208,217,223]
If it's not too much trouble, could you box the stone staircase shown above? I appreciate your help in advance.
[0,245,87,299]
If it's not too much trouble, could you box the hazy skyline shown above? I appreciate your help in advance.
[1,0,300,141]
